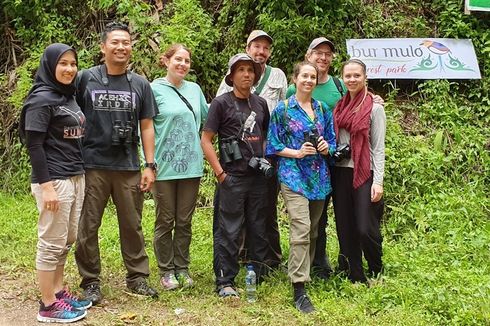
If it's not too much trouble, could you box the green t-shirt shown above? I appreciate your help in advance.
[151,78,208,181]
[286,75,346,111]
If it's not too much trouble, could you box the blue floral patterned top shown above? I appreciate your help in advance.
[266,95,336,200]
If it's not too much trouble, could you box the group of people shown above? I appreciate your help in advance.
[21,21,385,323]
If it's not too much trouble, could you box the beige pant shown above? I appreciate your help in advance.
[280,183,324,283]
[32,174,85,271]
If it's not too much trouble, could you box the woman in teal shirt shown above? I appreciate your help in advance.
[151,44,208,290]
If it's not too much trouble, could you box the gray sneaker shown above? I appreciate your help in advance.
[128,280,159,298]
[82,283,102,305]
[294,294,315,314]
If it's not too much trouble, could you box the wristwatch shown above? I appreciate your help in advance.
[145,162,158,171]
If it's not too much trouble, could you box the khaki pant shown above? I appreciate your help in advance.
[75,169,150,288]
[280,183,324,283]
[32,174,85,271]
[153,178,200,275]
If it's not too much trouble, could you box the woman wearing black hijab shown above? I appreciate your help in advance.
[21,43,90,323]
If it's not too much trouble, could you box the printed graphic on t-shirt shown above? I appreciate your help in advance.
[91,90,136,111]
[160,116,198,173]
[60,106,85,139]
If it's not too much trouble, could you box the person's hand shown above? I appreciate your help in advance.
[316,136,329,155]
[41,181,59,212]
[373,95,384,105]
[296,142,317,158]
[371,184,383,202]
[140,168,155,192]
[217,172,227,184]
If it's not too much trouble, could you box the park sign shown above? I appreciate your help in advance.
[466,0,490,12]
[346,38,481,79]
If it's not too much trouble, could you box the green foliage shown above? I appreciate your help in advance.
[0,2,489,322]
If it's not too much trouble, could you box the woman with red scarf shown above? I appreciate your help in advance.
[332,59,386,283]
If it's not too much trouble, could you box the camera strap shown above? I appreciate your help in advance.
[166,84,199,131]
[230,93,258,157]
[282,99,324,144]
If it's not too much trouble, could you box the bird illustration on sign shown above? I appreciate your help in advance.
[411,40,474,73]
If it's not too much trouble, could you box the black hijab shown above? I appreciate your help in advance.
[19,43,78,142]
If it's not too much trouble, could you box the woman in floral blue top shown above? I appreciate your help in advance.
[266,61,336,313]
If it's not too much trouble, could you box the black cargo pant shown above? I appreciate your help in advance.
[213,173,282,269]
[213,174,269,289]
[331,167,383,283]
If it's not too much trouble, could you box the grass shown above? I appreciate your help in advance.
[0,185,489,326]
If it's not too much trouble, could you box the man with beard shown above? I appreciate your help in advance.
[74,22,159,304]
[216,30,287,270]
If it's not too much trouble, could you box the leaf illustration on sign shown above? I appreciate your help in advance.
[445,54,475,71]
[410,55,437,71]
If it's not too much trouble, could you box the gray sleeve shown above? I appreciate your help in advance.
[370,103,386,186]
[216,77,232,97]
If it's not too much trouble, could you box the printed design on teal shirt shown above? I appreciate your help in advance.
[160,115,198,173]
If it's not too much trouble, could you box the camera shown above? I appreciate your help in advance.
[333,143,351,162]
[111,120,136,146]
[304,128,320,149]
[220,137,243,163]
[248,157,274,178]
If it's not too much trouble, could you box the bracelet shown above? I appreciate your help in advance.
[216,170,225,178]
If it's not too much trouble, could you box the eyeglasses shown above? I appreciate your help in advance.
[312,50,333,58]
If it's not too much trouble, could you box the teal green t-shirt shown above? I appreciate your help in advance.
[151,78,209,181]
[286,75,346,111]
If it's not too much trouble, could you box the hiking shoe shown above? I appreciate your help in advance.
[160,273,179,290]
[56,288,92,311]
[294,294,315,314]
[176,271,194,288]
[37,299,87,323]
[82,283,102,305]
[128,279,159,298]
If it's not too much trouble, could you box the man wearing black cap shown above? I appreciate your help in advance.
[217,30,287,270]
[201,53,271,298]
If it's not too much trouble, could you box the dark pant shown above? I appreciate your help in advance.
[213,174,269,288]
[75,169,150,289]
[213,174,282,269]
[311,194,334,275]
[153,178,200,275]
[332,167,383,283]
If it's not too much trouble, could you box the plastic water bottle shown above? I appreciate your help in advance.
[245,265,257,303]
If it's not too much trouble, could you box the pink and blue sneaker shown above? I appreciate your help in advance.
[37,299,87,323]
[55,289,92,311]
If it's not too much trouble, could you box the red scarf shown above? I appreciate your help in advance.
[333,88,373,189]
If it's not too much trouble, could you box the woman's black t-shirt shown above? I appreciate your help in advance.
[25,97,85,183]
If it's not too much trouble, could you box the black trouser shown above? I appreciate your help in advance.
[213,174,269,289]
[332,167,383,283]
[213,173,282,269]
[263,174,282,267]
[311,193,334,275]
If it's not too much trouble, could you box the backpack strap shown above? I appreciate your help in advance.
[254,65,272,95]
[76,69,91,106]
[332,76,344,96]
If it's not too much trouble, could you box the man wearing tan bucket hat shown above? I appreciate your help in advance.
[202,53,271,298]
[216,30,287,270]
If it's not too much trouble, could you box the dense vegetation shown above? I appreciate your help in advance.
[0,0,488,324]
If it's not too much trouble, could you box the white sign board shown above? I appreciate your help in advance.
[346,38,481,79]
